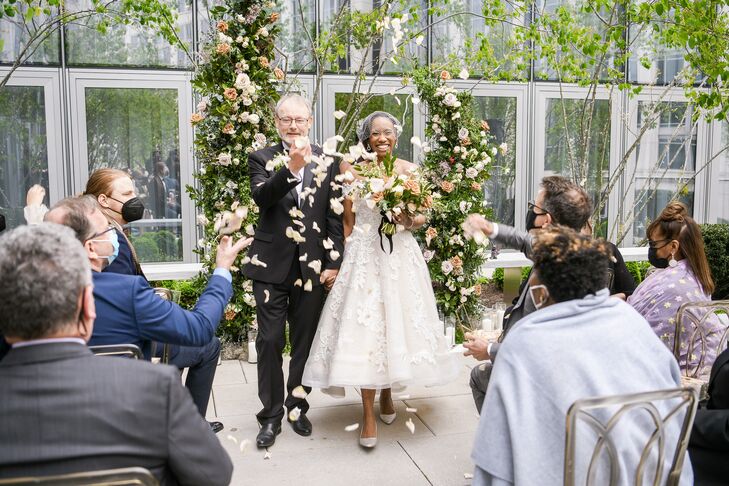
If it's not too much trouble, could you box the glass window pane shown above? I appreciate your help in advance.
[85,87,183,262]
[543,98,611,236]
[632,101,697,239]
[431,0,526,78]
[628,14,689,85]
[472,96,517,226]
[65,0,193,68]
[716,122,729,223]
[334,93,414,162]
[275,0,316,73]
[0,9,60,64]
[0,86,49,229]
[533,0,618,82]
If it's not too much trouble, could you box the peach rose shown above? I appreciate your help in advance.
[273,67,285,80]
[471,181,482,191]
[440,180,455,193]
[426,227,438,240]
[473,283,482,296]
[259,56,270,68]
[223,87,238,101]
[190,113,204,124]
[371,192,384,203]
[216,43,231,55]
[403,179,420,195]
[450,255,463,269]
[222,122,235,135]
[270,12,280,22]
[481,120,490,131]
[422,194,433,209]
[225,309,236,321]
[440,70,451,80]
[217,20,229,32]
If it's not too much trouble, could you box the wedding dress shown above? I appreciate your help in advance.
[302,198,460,396]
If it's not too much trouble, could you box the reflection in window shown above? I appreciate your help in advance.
[65,0,193,68]
[717,123,729,224]
[473,96,517,226]
[628,24,689,85]
[0,86,49,230]
[85,87,182,262]
[274,0,316,72]
[544,98,611,236]
[0,8,60,64]
[632,101,696,239]
[334,92,414,162]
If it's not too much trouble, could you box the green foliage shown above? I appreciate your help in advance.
[189,0,281,342]
[700,223,729,300]
[412,66,496,323]
[625,260,651,284]
[129,230,181,263]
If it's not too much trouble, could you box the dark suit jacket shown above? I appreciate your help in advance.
[689,347,729,485]
[243,142,344,285]
[0,342,233,485]
[89,271,232,357]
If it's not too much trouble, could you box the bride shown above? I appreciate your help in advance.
[302,111,459,448]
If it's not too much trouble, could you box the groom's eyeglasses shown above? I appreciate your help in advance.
[277,116,309,127]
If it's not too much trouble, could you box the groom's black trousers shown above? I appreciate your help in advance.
[252,246,324,425]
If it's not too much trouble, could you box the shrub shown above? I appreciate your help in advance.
[625,260,651,284]
[700,223,729,300]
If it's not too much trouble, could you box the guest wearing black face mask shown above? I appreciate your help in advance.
[84,168,147,278]
[462,176,636,413]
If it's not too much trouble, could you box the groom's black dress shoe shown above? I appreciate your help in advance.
[256,422,282,448]
[288,412,312,436]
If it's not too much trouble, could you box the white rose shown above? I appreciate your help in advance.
[235,73,250,89]
[499,142,509,155]
[458,128,469,140]
[248,113,260,124]
[466,167,478,179]
[197,99,208,112]
[217,153,232,166]
[441,260,454,275]
[423,249,435,262]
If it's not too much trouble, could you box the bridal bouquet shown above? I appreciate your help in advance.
[352,152,433,251]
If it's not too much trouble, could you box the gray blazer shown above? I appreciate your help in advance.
[0,342,233,486]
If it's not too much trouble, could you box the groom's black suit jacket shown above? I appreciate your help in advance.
[243,142,344,285]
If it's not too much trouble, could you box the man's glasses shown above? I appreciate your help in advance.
[88,226,115,241]
[276,116,309,128]
[527,200,549,216]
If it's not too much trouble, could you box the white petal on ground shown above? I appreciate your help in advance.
[303,279,313,292]
[227,435,238,444]
[464,473,473,480]
[405,418,415,434]
[396,394,410,399]
[333,110,346,120]
[250,255,267,267]
[288,407,301,422]
[239,440,251,453]
[264,451,272,460]
[292,385,308,399]
[307,259,322,274]
[406,407,417,413]
[344,423,360,432]
[263,289,270,303]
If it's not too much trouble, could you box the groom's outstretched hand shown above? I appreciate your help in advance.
[216,235,254,270]
[320,268,339,291]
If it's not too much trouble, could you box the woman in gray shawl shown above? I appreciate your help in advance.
[471,226,690,485]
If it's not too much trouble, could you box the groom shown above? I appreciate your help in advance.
[244,94,344,448]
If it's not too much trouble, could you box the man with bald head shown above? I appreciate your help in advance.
[46,196,251,432]
[0,224,233,484]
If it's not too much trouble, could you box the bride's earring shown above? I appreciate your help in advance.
[669,252,678,267]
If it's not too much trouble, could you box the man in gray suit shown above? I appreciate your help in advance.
[0,224,233,485]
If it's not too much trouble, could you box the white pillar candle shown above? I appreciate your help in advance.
[495,310,505,331]
[481,317,493,331]
[247,341,257,364]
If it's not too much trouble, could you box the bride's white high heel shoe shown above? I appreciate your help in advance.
[379,412,396,425]
[359,425,377,448]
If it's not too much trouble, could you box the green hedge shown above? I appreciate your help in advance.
[701,223,729,300]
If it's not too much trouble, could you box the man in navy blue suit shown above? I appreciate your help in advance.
[46,196,251,433]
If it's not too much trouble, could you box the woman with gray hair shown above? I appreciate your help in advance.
[303,111,459,448]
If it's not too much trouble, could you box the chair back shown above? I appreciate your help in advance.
[673,300,729,378]
[88,344,143,360]
[0,466,158,485]
[564,387,697,486]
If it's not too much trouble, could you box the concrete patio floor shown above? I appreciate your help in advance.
[206,355,480,486]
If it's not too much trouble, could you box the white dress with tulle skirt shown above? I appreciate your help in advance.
[302,198,460,396]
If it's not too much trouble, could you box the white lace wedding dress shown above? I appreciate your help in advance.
[302,198,460,396]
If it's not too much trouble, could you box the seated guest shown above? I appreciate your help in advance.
[689,345,729,485]
[628,202,720,377]
[471,226,690,485]
[0,224,233,484]
[463,176,635,412]
[45,196,251,432]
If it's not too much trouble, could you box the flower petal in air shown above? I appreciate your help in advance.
[344,423,360,432]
